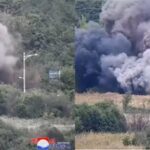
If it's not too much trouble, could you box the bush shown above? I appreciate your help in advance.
[0,120,34,150]
[16,103,28,118]
[145,129,150,149]
[16,90,72,118]
[122,136,138,146]
[132,137,138,145]
[0,85,21,116]
[60,67,75,92]
[45,93,73,118]
[122,136,132,146]
[128,114,149,131]
[47,127,65,142]
[75,102,127,133]
[15,91,46,118]
[38,125,75,148]
[38,125,65,142]
[23,95,45,118]
[0,98,7,115]
[75,117,84,133]
[134,127,150,149]
[123,93,132,112]
[0,86,72,119]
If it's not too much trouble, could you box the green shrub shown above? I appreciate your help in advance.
[0,120,33,150]
[75,117,83,133]
[145,130,150,149]
[0,85,21,115]
[134,127,150,149]
[60,67,75,92]
[0,86,72,119]
[23,95,45,118]
[123,136,132,146]
[123,93,132,112]
[122,136,137,146]
[16,103,28,118]
[38,126,65,142]
[47,127,65,142]
[0,98,7,115]
[75,102,127,133]
[131,137,138,145]
[45,93,73,118]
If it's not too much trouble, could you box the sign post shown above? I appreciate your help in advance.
[49,70,61,79]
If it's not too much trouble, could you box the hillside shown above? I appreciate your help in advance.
[0,0,75,92]
[0,1,75,149]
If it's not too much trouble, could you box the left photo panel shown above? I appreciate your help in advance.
[0,0,75,150]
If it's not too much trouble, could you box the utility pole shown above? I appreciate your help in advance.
[22,52,38,93]
[23,52,26,93]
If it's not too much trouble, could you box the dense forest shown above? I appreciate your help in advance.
[76,0,103,22]
[0,0,75,149]
[0,0,75,92]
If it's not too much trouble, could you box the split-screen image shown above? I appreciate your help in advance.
[0,0,150,150]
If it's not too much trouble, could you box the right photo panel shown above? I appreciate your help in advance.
[75,0,150,149]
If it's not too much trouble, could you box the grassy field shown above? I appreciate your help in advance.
[75,92,150,110]
[0,116,74,132]
[75,132,144,150]
[75,92,150,149]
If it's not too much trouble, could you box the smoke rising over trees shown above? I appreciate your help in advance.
[0,23,18,83]
[76,0,150,94]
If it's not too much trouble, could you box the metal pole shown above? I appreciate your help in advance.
[23,52,26,93]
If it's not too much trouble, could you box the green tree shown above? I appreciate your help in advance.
[61,67,75,92]
[75,102,127,133]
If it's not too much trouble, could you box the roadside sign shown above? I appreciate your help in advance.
[49,70,61,79]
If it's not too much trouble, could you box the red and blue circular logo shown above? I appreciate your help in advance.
[37,139,49,150]
[31,137,56,150]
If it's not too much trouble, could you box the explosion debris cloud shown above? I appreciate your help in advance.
[75,0,150,94]
[0,23,17,83]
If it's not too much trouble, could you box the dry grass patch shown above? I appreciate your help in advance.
[0,116,74,131]
[75,132,144,149]
[75,92,150,110]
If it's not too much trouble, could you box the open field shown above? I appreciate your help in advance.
[75,92,150,124]
[75,132,144,150]
[75,93,150,149]
[75,92,150,110]
[0,116,74,132]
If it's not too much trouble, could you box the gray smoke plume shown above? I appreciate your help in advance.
[101,49,150,93]
[0,23,17,83]
[101,0,150,52]
[75,0,150,94]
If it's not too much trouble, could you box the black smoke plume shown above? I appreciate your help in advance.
[75,0,150,94]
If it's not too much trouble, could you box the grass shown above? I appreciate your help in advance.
[126,106,150,114]
[0,115,74,132]
[75,92,150,110]
[75,132,144,149]
[75,92,150,149]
